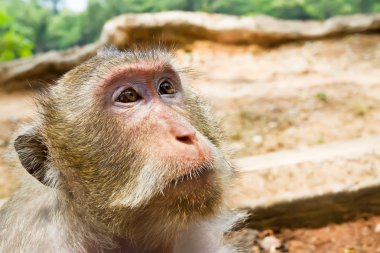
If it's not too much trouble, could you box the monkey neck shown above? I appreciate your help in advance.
[86,238,174,253]
[69,202,181,252]
[9,182,234,253]
[82,216,178,253]
[66,184,228,252]
[72,202,227,253]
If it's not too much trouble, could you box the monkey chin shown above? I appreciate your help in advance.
[157,166,225,222]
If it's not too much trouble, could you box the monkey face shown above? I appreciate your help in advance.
[78,56,232,215]
[99,63,214,172]
[15,49,234,225]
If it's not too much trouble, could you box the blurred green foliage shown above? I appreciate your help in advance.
[0,10,33,61]
[0,0,379,62]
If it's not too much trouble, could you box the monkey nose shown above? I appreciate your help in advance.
[171,124,197,145]
[168,122,211,162]
[176,132,195,145]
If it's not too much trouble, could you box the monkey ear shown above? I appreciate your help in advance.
[14,129,52,187]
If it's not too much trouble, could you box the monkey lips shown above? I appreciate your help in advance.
[169,163,215,188]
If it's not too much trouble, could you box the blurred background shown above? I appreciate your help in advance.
[1,0,380,60]
[1,1,380,252]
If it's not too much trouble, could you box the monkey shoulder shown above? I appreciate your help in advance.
[0,185,72,252]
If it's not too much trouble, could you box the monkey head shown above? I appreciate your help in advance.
[13,48,235,238]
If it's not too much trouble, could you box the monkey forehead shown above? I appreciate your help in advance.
[60,49,180,88]
[97,62,181,89]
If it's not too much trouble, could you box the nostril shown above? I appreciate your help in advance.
[176,135,193,145]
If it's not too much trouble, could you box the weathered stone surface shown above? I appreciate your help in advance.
[1,12,380,91]
[101,12,380,47]
[0,42,102,91]
[228,137,380,229]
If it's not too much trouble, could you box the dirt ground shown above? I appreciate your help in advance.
[1,34,380,252]
[227,215,380,253]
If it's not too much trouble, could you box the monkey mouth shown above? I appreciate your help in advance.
[169,164,213,187]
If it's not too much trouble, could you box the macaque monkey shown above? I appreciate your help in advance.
[0,48,242,253]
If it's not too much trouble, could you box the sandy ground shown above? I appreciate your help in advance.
[1,34,380,252]
[228,215,380,253]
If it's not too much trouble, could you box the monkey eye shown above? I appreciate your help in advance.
[158,80,176,95]
[115,88,141,103]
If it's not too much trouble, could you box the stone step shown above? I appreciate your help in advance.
[229,136,380,229]
[235,136,380,172]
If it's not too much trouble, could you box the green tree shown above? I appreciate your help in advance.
[1,0,52,52]
[46,10,82,49]
[39,0,61,15]
[0,11,34,62]
[304,0,353,19]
